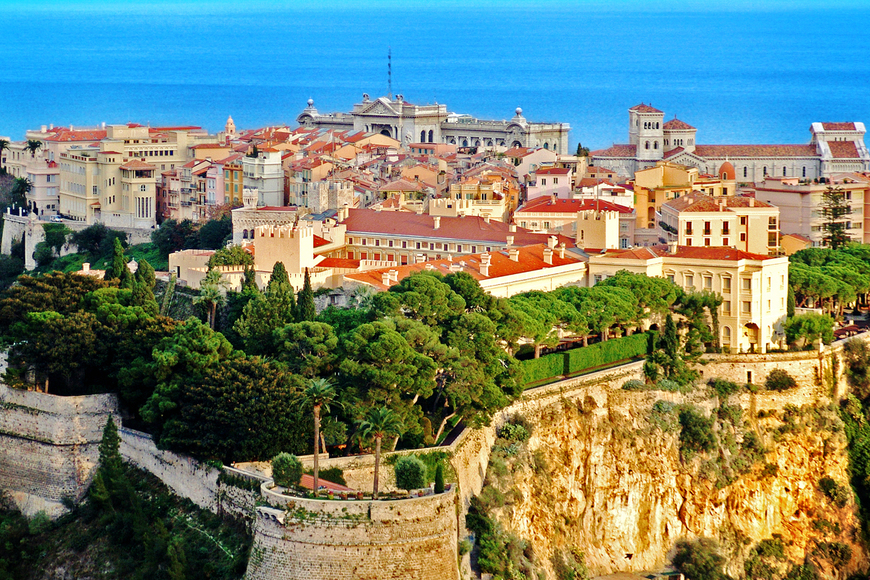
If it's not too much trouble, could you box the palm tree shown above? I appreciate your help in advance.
[303,378,337,494]
[0,139,9,171]
[25,139,42,159]
[10,177,32,208]
[357,407,403,498]
[192,268,228,329]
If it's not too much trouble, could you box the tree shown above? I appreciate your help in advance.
[25,139,42,158]
[672,537,733,580]
[207,245,253,268]
[10,177,32,208]
[434,462,445,493]
[274,321,338,378]
[374,271,466,327]
[296,268,317,322]
[821,186,851,250]
[233,262,296,355]
[787,284,796,318]
[784,313,834,347]
[192,268,228,329]
[271,452,304,489]
[198,215,232,249]
[357,407,403,498]
[575,142,590,157]
[0,139,8,170]
[394,455,427,491]
[104,238,133,287]
[303,378,337,494]
[42,223,70,255]
[151,219,199,258]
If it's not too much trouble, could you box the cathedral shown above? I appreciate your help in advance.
[296,94,570,153]
[591,103,870,180]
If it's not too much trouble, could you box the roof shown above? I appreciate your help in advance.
[822,122,857,131]
[828,141,860,159]
[516,197,633,215]
[317,257,362,269]
[535,167,570,175]
[663,118,695,130]
[630,103,663,114]
[693,144,817,158]
[119,159,156,171]
[257,206,297,212]
[342,209,574,246]
[782,233,813,243]
[662,191,774,213]
[380,178,423,192]
[44,129,107,143]
[591,144,637,158]
[313,235,330,248]
[345,243,583,289]
[503,147,536,158]
[663,147,685,158]
[600,244,775,262]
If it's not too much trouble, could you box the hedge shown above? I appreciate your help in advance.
[521,332,649,385]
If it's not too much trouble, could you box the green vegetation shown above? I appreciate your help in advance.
[521,332,648,384]
[271,453,303,489]
[765,369,798,392]
[789,245,870,321]
[818,476,851,508]
[672,537,732,580]
[394,455,427,491]
[678,407,716,459]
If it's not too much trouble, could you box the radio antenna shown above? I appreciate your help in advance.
[388,47,392,99]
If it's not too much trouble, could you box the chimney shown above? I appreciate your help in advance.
[41,125,47,133]
[338,204,349,222]
[416,253,425,264]
[509,248,520,262]
[558,243,566,259]
[548,235,558,249]
[509,224,517,232]
[668,241,678,254]
[480,253,491,277]
[550,193,556,205]
[82,262,90,273]
[388,269,399,282]
[749,198,755,207]
[416,207,423,215]
[687,197,694,205]
[484,216,490,223]
[381,272,391,286]
[506,235,514,246]
[543,247,553,264]
[433,216,441,229]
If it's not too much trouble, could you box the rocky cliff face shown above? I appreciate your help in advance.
[481,382,868,578]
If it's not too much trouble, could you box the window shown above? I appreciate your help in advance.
[540,178,546,186]
[723,301,731,315]
[361,238,367,246]
[723,237,729,246]
[767,299,771,312]
[620,238,629,249]
[375,239,380,247]
[645,141,650,150]
[766,277,771,291]
[402,241,407,248]
[744,166,748,178]
[704,276,712,290]
[742,278,752,291]
[553,178,559,185]
[740,216,747,226]
[783,166,787,176]
[723,277,731,292]
[543,222,550,229]
[742,301,751,314]
[763,166,768,176]
[704,221,711,235]
[768,232,778,246]
[740,232,747,242]
[768,216,777,230]
[685,274,694,288]
[594,274,602,284]
[802,166,807,178]
[722,223,730,235]
[667,274,675,283]
[704,238,711,246]
[686,238,692,246]
[140,185,147,192]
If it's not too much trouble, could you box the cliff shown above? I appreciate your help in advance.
[476,355,868,579]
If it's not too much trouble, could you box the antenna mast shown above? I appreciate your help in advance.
[388,47,392,99]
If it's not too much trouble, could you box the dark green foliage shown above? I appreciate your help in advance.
[646,313,698,385]
[33,242,54,267]
[152,219,199,257]
[521,332,648,385]
[198,215,233,250]
[553,547,590,580]
[784,563,819,580]
[766,369,798,392]
[821,186,851,250]
[784,313,834,346]
[271,453,304,488]
[813,541,852,569]
[466,497,535,579]
[233,262,296,355]
[787,284,796,318]
[498,417,531,442]
[434,463,445,493]
[818,476,851,507]
[839,394,870,533]
[104,238,133,287]
[843,338,870,400]
[295,268,317,322]
[709,377,740,399]
[672,537,733,580]
[316,467,346,486]
[208,245,253,268]
[42,222,70,254]
[744,538,786,580]
[678,407,716,458]
[394,455,427,491]
[273,321,338,378]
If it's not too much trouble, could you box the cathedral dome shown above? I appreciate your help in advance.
[718,161,736,180]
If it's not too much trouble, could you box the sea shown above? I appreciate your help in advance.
[1,1,870,151]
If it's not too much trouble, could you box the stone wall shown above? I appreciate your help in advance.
[0,384,119,517]
[245,487,459,580]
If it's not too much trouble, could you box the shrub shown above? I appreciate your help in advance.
[657,379,682,392]
[679,407,716,458]
[622,379,646,390]
[818,476,850,507]
[709,377,740,399]
[498,421,530,443]
[33,242,55,267]
[672,537,731,580]
[766,369,798,391]
[843,338,870,400]
[317,467,346,486]
[271,453,303,488]
[27,511,51,535]
[434,463,445,493]
[394,455,427,491]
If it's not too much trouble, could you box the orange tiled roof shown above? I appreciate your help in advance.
[44,129,107,142]
[663,118,695,130]
[822,123,857,131]
[663,147,685,158]
[516,197,633,215]
[828,141,860,159]
[591,144,637,157]
[119,159,156,171]
[318,257,362,269]
[630,104,663,114]
[693,144,817,157]
[535,167,570,175]
[602,244,774,262]
[663,191,774,213]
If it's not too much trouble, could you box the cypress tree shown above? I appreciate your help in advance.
[787,285,796,318]
[105,238,133,288]
[267,261,296,313]
[242,264,258,295]
[434,462,445,494]
[296,268,317,322]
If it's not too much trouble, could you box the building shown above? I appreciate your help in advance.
[660,191,780,255]
[588,244,789,353]
[297,95,570,153]
[243,148,283,206]
[591,104,870,180]
[526,167,573,201]
[513,196,635,249]
[751,175,869,246]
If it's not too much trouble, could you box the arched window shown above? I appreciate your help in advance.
[645,141,650,150]
[656,122,660,129]
[744,166,748,178]
[654,141,658,149]
[420,130,426,142]
[428,130,434,142]
[722,326,732,343]
[763,166,768,176]
[783,166,787,176]
[242,229,248,239]
[802,166,807,178]
[543,143,549,149]
[462,139,468,147]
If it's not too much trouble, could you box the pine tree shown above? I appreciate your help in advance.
[242,264,258,295]
[267,261,296,313]
[104,238,133,287]
[98,415,123,478]
[296,268,317,322]
[821,186,851,250]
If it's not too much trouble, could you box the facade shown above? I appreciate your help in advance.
[592,104,870,180]
[632,162,735,229]
[660,191,780,255]
[513,197,635,249]
[243,148,283,206]
[588,245,789,353]
[527,167,572,201]
[297,95,570,153]
[752,175,869,245]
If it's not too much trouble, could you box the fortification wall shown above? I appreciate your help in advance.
[0,385,118,517]
[245,488,459,580]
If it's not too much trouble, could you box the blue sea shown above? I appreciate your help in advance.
[1,1,869,150]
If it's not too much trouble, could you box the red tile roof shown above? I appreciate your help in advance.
[313,235,330,248]
[503,147,535,158]
[663,191,774,213]
[630,104,663,114]
[822,123,857,131]
[119,159,156,171]
[516,197,633,215]
[693,144,817,157]
[317,257,362,269]
[535,167,570,175]
[342,209,573,246]
[44,129,107,142]
[663,118,695,130]
[602,244,774,262]
[828,141,860,159]
[258,206,297,212]
[591,144,637,157]
[380,178,423,192]
[663,147,685,158]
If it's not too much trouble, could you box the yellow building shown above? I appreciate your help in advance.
[222,154,244,206]
[632,161,735,228]
[588,244,789,353]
